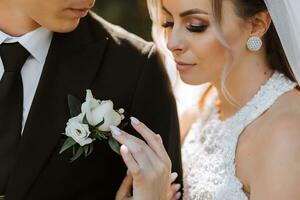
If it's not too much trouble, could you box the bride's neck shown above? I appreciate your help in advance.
[212,56,273,121]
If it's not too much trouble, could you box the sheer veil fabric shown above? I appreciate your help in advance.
[264,0,300,85]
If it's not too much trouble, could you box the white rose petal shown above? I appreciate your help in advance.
[67,114,84,125]
[98,110,122,132]
[65,117,92,146]
[89,101,122,131]
[81,90,100,115]
[85,89,94,101]
[90,100,113,125]
[79,90,124,131]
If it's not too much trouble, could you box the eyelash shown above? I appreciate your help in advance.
[186,24,208,32]
[161,21,208,33]
[161,21,174,28]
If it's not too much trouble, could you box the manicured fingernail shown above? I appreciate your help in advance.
[176,192,181,199]
[110,125,121,135]
[171,172,178,181]
[121,145,129,154]
[130,117,140,125]
[175,184,181,191]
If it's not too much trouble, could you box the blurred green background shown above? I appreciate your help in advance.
[92,0,152,41]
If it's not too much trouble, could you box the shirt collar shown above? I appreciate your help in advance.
[0,27,53,63]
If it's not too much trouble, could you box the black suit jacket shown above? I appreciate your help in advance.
[5,12,182,200]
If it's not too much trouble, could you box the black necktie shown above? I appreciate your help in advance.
[0,42,30,194]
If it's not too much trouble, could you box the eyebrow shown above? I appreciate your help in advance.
[162,7,209,17]
[180,8,209,17]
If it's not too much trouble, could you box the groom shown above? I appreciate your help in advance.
[0,0,182,199]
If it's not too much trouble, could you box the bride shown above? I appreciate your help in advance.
[113,0,300,199]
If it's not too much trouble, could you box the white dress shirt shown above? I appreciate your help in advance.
[0,27,53,131]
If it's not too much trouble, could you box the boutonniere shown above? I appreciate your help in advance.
[59,89,126,162]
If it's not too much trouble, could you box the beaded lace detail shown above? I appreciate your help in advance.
[182,72,297,200]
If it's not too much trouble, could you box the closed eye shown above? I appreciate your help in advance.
[186,24,208,32]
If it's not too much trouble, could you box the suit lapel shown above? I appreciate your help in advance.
[6,15,110,199]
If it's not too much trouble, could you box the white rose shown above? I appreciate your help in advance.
[81,90,122,132]
[65,114,93,146]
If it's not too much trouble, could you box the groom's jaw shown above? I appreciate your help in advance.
[0,0,96,36]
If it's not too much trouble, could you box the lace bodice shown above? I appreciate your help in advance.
[181,72,297,200]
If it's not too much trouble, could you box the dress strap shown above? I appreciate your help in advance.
[233,71,296,129]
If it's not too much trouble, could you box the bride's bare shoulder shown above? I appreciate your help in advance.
[247,89,300,198]
[266,89,300,126]
[259,89,300,141]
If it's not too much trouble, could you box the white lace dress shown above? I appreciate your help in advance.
[181,72,297,200]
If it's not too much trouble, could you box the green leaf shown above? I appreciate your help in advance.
[95,118,104,129]
[59,137,77,154]
[70,147,84,162]
[108,137,121,155]
[93,134,104,141]
[82,114,89,125]
[68,94,82,117]
[84,145,89,157]
[73,145,76,155]
[99,133,108,139]
[87,143,94,156]
[93,130,108,140]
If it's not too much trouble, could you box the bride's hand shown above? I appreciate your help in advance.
[112,117,179,200]
[115,174,133,200]
[116,171,181,200]
[168,173,182,200]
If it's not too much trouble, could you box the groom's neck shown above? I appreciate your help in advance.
[0,2,40,36]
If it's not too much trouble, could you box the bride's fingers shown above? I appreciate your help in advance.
[169,184,181,199]
[120,145,140,176]
[130,117,170,161]
[170,192,181,200]
[167,173,180,200]
[171,172,178,183]
[111,126,155,170]
[175,192,182,200]
[115,174,133,200]
[111,125,171,181]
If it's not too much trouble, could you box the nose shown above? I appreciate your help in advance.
[166,28,186,54]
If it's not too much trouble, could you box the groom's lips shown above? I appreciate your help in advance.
[69,8,90,18]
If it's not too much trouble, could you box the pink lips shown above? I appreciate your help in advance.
[69,8,90,18]
[175,61,196,72]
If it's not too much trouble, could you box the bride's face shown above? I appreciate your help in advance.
[162,0,250,85]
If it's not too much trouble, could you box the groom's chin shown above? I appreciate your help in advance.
[50,20,81,33]
[41,17,81,33]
